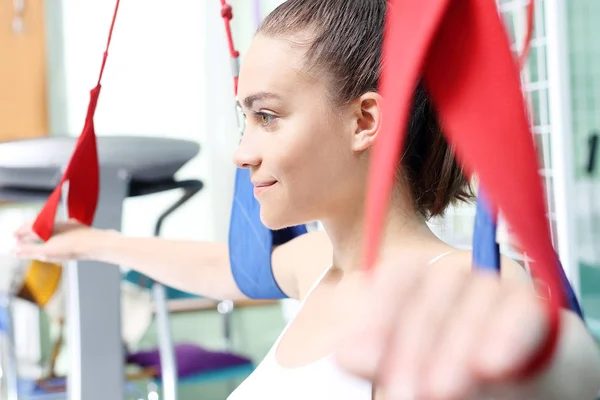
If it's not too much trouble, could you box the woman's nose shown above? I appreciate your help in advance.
[232,132,261,169]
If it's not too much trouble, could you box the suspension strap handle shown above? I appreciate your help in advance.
[32,0,121,241]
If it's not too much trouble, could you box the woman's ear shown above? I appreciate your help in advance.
[352,92,382,152]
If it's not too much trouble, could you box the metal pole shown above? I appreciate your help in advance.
[63,167,128,400]
[152,283,178,400]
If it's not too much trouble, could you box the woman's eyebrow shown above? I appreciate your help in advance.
[241,92,282,109]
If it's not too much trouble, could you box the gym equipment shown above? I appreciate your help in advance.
[0,135,201,400]
[362,0,582,380]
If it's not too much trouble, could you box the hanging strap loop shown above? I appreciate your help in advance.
[32,0,121,241]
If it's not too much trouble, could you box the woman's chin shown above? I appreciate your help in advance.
[260,216,288,231]
[260,210,301,231]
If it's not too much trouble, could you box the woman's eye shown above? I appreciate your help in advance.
[256,112,276,126]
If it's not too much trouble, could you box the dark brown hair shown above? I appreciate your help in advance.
[259,0,473,218]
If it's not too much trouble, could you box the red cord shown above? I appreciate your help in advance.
[98,0,121,85]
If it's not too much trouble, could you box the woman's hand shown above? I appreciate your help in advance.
[13,219,114,262]
[334,253,551,399]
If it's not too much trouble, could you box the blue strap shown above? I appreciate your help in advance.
[228,168,307,299]
[472,190,501,272]
[473,189,584,319]
[556,259,585,318]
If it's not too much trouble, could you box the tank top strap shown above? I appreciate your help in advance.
[301,264,333,304]
[267,264,333,352]
[427,250,459,266]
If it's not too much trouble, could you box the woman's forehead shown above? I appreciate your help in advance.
[238,35,318,100]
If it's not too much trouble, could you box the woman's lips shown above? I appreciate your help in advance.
[253,181,277,197]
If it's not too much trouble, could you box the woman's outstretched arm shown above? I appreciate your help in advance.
[14,220,333,301]
[14,220,245,300]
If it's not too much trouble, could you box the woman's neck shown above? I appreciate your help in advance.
[322,205,443,274]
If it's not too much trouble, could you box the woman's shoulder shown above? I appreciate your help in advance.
[435,249,531,286]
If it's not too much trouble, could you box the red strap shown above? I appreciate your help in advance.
[220,0,241,95]
[32,0,121,241]
[98,1,121,85]
[363,0,563,378]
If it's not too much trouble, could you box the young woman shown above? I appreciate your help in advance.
[15,0,600,399]
[228,0,600,398]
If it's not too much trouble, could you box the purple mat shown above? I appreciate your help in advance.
[126,343,252,378]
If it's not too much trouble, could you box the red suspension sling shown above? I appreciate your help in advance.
[32,1,122,240]
[362,0,565,377]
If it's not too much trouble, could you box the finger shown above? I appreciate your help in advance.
[472,286,548,381]
[13,243,46,258]
[334,258,424,382]
[13,244,66,263]
[13,222,39,242]
[423,271,503,399]
[381,265,470,399]
[14,221,33,237]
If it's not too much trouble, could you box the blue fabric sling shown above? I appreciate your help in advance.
[228,168,308,299]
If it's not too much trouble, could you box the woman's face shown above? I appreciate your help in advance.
[234,34,376,230]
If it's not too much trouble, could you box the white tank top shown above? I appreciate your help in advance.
[227,251,457,400]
